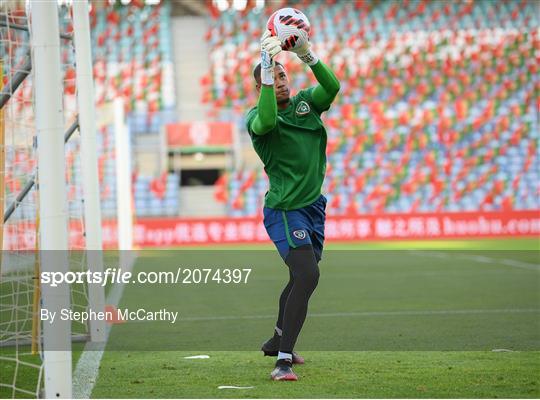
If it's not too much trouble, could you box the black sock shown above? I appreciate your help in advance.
[275,269,294,334]
[279,245,320,353]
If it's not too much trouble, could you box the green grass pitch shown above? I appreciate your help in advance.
[91,351,539,398]
[90,238,539,398]
[1,238,539,398]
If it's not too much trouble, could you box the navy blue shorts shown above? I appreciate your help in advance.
[263,195,327,262]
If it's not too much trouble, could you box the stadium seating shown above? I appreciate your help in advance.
[96,125,180,218]
[86,3,178,217]
[86,3,179,217]
[132,172,180,217]
[87,2,176,114]
[205,0,539,216]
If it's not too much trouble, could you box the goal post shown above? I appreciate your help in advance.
[30,1,72,398]
[114,98,134,252]
[72,0,106,343]
[0,0,131,397]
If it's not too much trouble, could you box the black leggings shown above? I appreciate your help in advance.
[276,245,320,353]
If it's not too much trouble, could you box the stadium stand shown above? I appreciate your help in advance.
[87,2,178,217]
[205,0,539,216]
[89,1,175,113]
[4,1,537,219]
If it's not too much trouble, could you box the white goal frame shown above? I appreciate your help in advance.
[30,1,105,397]
[2,0,134,396]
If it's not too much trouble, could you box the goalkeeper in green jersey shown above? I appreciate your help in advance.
[245,30,340,381]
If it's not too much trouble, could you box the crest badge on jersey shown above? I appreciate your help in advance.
[293,229,307,240]
[296,101,311,116]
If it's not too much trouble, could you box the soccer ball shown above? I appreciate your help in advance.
[267,7,311,52]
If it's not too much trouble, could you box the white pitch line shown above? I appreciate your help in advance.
[218,385,254,390]
[409,250,540,271]
[72,253,137,399]
[178,308,540,322]
[500,258,540,271]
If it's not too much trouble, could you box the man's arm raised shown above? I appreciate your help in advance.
[310,61,340,112]
[250,31,281,135]
[292,42,340,112]
[250,85,278,135]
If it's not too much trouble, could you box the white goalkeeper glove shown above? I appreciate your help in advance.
[291,41,319,66]
[260,30,282,86]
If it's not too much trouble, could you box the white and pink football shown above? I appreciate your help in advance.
[267,7,311,51]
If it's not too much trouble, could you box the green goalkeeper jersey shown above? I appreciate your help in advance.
[246,87,329,210]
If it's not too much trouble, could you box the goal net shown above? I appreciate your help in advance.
[0,2,122,398]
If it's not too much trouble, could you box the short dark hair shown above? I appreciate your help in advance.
[253,61,284,85]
